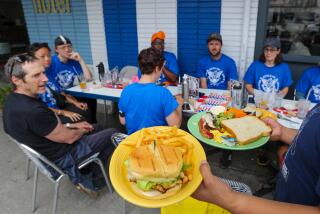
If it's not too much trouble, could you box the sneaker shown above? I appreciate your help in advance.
[219,151,232,169]
[257,151,269,166]
[75,183,98,198]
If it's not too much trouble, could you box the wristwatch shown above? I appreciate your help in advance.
[65,123,71,128]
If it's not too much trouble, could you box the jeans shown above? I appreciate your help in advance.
[53,125,116,190]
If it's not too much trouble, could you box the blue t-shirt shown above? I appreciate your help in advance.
[137,51,179,83]
[39,80,62,109]
[244,61,293,93]
[118,83,178,134]
[197,54,238,89]
[295,67,320,103]
[47,55,83,90]
[275,104,320,205]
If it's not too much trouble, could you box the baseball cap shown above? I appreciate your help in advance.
[207,32,222,44]
[55,35,72,47]
[263,37,281,49]
[151,31,166,43]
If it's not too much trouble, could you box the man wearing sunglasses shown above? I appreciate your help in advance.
[137,31,179,85]
[3,54,116,197]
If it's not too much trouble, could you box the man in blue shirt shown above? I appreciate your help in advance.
[197,33,238,89]
[119,48,183,134]
[49,35,97,123]
[137,31,179,85]
[295,66,320,103]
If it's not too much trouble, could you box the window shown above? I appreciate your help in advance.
[267,0,320,56]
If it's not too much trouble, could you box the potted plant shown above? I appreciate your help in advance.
[0,84,12,113]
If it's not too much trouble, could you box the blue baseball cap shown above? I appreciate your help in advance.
[264,38,281,49]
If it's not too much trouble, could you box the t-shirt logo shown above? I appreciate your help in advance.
[258,75,279,92]
[55,70,74,89]
[206,67,225,86]
[311,85,320,101]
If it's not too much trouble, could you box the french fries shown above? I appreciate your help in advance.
[123,126,194,180]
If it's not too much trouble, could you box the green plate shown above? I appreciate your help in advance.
[187,112,270,151]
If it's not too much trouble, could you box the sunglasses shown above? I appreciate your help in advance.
[9,54,33,77]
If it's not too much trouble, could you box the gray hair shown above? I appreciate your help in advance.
[4,54,37,88]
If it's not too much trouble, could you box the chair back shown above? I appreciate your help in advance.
[119,66,138,81]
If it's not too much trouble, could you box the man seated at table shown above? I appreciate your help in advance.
[49,35,97,123]
[118,48,183,134]
[197,32,238,168]
[3,54,116,197]
[137,31,179,85]
[295,66,320,103]
[197,32,238,90]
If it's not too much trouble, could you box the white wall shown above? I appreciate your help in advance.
[86,0,109,80]
[220,0,259,79]
[136,0,178,56]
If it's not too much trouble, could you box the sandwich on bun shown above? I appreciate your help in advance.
[125,142,191,199]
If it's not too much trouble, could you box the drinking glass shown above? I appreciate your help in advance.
[78,75,87,90]
[111,71,118,87]
[297,99,311,119]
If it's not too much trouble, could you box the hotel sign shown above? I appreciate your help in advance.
[32,0,71,14]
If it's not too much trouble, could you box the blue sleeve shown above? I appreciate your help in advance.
[281,64,293,88]
[162,89,179,117]
[228,59,238,81]
[137,68,141,79]
[296,69,311,95]
[243,62,256,84]
[197,59,206,78]
[118,89,128,113]
[71,60,83,76]
[165,53,179,76]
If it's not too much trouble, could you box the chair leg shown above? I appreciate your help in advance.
[26,158,31,180]
[53,182,60,214]
[32,167,38,212]
[95,159,113,193]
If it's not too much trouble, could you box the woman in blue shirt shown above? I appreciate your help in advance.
[244,38,293,96]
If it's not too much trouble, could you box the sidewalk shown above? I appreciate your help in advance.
[0,109,275,214]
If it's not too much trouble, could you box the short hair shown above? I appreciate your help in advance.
[54,35,72,47]
[138,48,164,75]
[4,54,37,88]
[28,42,51,56]
[259,49,283,65]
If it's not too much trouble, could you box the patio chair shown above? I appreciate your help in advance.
[119,65,138,81]
[8,136,113,214]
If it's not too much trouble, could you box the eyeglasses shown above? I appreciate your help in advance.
[57,44,72,50]
[264,48,278,53]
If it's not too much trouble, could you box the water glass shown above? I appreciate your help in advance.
[78,75,87,90]
[297,99,311,119]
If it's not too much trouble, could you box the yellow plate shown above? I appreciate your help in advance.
[109,126,206,208]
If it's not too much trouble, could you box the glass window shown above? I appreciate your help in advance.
[267,0,320,56]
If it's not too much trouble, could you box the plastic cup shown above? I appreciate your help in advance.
[78,75,87,90]
[297,99,311,119]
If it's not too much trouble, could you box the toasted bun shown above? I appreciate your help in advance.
[130,182,182,199]
[221,116,271,145]
[128,143,183,180]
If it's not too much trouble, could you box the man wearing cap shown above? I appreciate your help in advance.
[197,32,238,90]
[48,35,97,123]
[138,31,179,84]
[244,37,292,96]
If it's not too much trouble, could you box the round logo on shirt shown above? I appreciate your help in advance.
[206,67,225,86]
[56,70,74,89]
[258,74,279,93]
[311,84,320,101]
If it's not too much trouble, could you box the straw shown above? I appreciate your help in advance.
[306,88,312,101]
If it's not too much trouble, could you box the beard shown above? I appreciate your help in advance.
[209,49,221,57]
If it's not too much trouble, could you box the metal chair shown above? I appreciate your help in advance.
[8,136,113,214]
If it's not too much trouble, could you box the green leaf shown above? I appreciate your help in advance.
[137,180,156,191]
[181,163,192,172]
